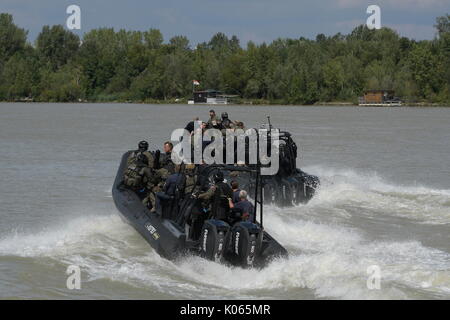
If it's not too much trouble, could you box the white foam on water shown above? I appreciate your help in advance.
[303,165,450,225]
[0,167,449,299]
[0,207,448,299]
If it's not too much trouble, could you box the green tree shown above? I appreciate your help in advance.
[322,59,345,100]
[38,64,83,102]
[408,42,442,99]
[0,48,40,100]
[144,29,163,49]
[36,25,80,70]
[0,13,27,63]
[0,12,449,105]
[435,14,450,36]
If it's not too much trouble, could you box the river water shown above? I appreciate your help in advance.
[0,103,449,300]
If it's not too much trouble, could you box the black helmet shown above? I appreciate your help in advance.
[221,112,228,119]
[213,171,224,183]
[138,140,149,151]
[136,153,148,166]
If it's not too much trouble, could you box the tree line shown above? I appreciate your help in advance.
[0,13,449,105]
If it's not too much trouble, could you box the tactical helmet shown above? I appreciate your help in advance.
[221,112,229,119]
[213,171,224,183]
[138,140,149,151]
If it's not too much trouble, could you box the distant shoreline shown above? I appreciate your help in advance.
[1,99,449,108]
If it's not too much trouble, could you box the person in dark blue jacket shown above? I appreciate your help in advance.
[229,190,255,223]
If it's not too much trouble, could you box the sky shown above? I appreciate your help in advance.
[1,0,448,45]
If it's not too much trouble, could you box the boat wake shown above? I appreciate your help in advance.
[304,165,450,225]
[0,167,449,299]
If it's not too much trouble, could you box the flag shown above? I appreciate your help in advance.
[193,80,200,86]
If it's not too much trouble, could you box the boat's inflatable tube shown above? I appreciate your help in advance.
[112,152,186,260]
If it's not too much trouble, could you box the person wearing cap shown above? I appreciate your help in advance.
[207,109,221,130]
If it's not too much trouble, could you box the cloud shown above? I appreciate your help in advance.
[0,0,445,43]
[336,0,449,10]
[386,23,437,40]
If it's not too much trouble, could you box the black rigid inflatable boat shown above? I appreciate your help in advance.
[112,152,288,267]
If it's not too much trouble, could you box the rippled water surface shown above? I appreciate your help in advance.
[0,103,449,299]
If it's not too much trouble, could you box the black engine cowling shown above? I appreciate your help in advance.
[200,219,230,262]
[228,222,263,267]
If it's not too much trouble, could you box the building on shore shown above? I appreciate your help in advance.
[188,89,237,105]
[358,90,402,106]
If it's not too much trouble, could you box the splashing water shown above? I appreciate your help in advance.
[0,167,449,300]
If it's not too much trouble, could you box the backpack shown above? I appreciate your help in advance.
[124,165,144,188]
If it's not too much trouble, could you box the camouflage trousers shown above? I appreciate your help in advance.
[142,184,163,211]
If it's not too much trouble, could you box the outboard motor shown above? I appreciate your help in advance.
[262,177,287,205]
[295,170,320,203]
[200,219,230,262]
[279,177,296,207]
[229,222,263,267]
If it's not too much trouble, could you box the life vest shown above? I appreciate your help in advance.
[127,151,155,168]
[124,165,145,188]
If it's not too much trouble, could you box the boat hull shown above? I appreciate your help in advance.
[112,152,288,267]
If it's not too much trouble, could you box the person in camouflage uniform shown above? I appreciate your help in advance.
[123,154,155,198]
[141,140,175,212]
[194,171,232,219]
[207,109,221,129]
[184,164,197,195]
[234,121,245,131]
[127,140,155,169]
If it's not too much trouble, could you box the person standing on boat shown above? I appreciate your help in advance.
[210,171,233,221]
[207,109,221,129]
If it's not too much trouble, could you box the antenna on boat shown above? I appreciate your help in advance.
[257,163,263,228]
[267,116,272,130]
[254,137,264,229]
